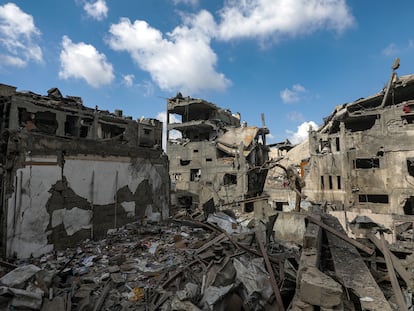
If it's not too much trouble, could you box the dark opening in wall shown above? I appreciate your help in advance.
[335,137,340,151]
[337,176,341,190]
[321,176,325,190]
[193,149,199,153]
[275,202,288,211]
[100,123,125,138]
[344,115,377,132]
[206,158,212,162]
[402,114,414,124]
[358,194,389,203]
[180,159,191,166]
[407,158,414,177]
[190,168,201,181]
[143,128,152,135]
[328,176,333,190]
[65,115,78,136]
[35,111,58,134]
[354,158,380,169]
[245,202,254,213]
[403,197,414,215]
[178,196,192,208]
[80,126,88,138]
[223,173,237,185]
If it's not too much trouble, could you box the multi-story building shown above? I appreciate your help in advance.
[167,93,269,216]
[0,84,169,258]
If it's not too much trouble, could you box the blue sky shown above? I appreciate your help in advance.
[1,0,414,146]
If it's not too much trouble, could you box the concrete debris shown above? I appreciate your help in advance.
[0,204,412,310]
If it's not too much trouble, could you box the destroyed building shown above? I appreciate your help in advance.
[167,94,270,216]
[307,65,414,209]
[0,84,169,259]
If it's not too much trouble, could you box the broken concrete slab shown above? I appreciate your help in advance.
[299,266,342,308]
[0,264,41,288]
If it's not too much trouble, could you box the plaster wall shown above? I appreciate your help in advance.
[6,155,168,258]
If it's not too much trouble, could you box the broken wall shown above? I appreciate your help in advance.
[0,85,169,259]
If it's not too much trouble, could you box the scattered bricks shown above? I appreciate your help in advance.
[299,267,343,308]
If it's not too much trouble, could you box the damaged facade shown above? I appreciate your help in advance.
[299,61,414,243]
[167,94,269,216]
[0,84,169,259]
[307,69,414,211]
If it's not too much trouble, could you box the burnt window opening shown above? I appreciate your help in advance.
[245,202,254,213]
[407,158,414,177]
[193,149,199,153]
[358,194,389,204]
[328,176,333,190]
[206,158,212,162]
[335,137,340,151]
[190,168,201,182]
[403,197,414,215]
[80,126,89,138]
[34,111,58,134]
[344,115,378,132]
[321,176,325,190]
[143,128,152,135]
[354,158,380,169]
[337,176,341,190]
[18,108,36,131]
[65,115,79,136]
[180,159,191,166]
[319,140,331,153]
[223,173,237,185]
[402,114,414,124]
[275,202,288,211]
[178,196,192,208]
[99,123,125,139]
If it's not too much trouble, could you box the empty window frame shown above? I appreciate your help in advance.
[407,158,414,177]
[190,169,201,181]
[354,158,380,169]
[337,176,341,190]
[35,111,58,134]
[335,137,340,151]
[358,194,389,204]
[99,123,125,138]
[65,115,79,136]
[223,173,237,185]
[328,176,333,190]
[320,176,325,190]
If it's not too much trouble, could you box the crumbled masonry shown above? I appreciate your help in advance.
[2,59,414,310]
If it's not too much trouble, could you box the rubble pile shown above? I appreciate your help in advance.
[1,209,414,310]
[0,219,299,310]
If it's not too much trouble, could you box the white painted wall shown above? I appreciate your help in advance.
[7,155,168,258]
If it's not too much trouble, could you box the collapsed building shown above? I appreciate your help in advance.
[167,93,270,217]
[0,84,169,259]
[267,60,414,244]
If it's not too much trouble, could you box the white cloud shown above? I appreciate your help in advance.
[59,36,114,87]
[217,0,354,41]
[382,43,399,56]
[137,80,155,97]
[156,111,182,151]
[286,121,318,144]
[173,0,199,5]
[122,74,135,87]
[280,83,307,103]
[83,0,108,21]
[107,11,230,94]
[0,3,42,67]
